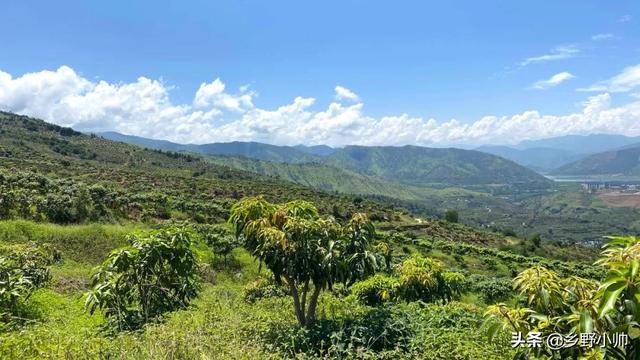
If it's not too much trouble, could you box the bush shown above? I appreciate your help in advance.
[85,226,200,330]
[263,305,413,357]
[502,228,517,237]
[396,256,465,303]
[444,210,459,223]
[193,224,239,261]
[243,277,288,303]
[350,273,400,306]
[0,243,56,317]
[466,275,513,304]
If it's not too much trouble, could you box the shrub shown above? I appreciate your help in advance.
[444,210,459,223]
[502,228,517,237]
[263,305,413,357]
[466,275,512,304]
[0,243,56,317]
[350,273,400,306]
[396,256,465,304]
[85,226,200,330]
[194,224,239,261]
[243,277,288,303]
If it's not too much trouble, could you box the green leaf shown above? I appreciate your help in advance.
[579,310,593,334]
[598,281,627,318]
[487,322,502,341]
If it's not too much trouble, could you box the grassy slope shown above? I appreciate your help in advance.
[0,214,603,358]
[11,215,605,358]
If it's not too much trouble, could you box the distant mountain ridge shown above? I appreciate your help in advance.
[476,145,584,172]
[99,131,550,188]
[99,132,316,163]
[514,134,640,153]
[551,145,640,177]
[476,134,640,173]
[323,145,550,187]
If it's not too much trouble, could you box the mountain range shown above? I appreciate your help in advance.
[478,134,640,173]
[99,131,550,188]
[3,112,637,245]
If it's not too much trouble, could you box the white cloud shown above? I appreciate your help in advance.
[520,45,580,67]
[578,64,640,93]
[531,72,575,90]
[618,15,632,23]
[1,66,640,147]
[193,78,254,111]
[334,86,360,102]
[591,33,613,41]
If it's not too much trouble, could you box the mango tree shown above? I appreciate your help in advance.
[228,197,379,327]
[85,226,200,330]
[485,236,640,359]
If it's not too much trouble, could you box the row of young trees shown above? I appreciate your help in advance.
[0,172,227,224]
[81,196,464,331]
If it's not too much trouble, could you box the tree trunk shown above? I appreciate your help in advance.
[300,279,309,314]
[288,278,305,326]
[305,285,323,325]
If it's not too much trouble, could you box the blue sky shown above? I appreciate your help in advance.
[0,1,639,146]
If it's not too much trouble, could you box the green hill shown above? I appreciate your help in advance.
[99,131,316,162]
[476,145,584,172]
[205,156,500,206]
[323,145,551,187]
[0,111,395,221]
[551,146,640,176]
[100,132,551,188]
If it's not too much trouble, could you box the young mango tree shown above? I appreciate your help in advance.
[228,197,380,327]
[0,243,56,318]
[85,226,200,330]
[484,236,640,359]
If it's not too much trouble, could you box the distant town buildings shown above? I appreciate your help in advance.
[581,181,640,192]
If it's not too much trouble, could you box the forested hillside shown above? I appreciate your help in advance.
[0,112,395,223]
[101,131,551,187]
[323,145,552,187]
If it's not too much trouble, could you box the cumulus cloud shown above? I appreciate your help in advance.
[334,86,360,102]
[193,78,254,111]
[591,33,613,41]
[1,66,640,146]
[578,64,640,93]
[531,72,575,89]
[520,45,580,67]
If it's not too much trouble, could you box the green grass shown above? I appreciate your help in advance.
[0,220,144,263]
